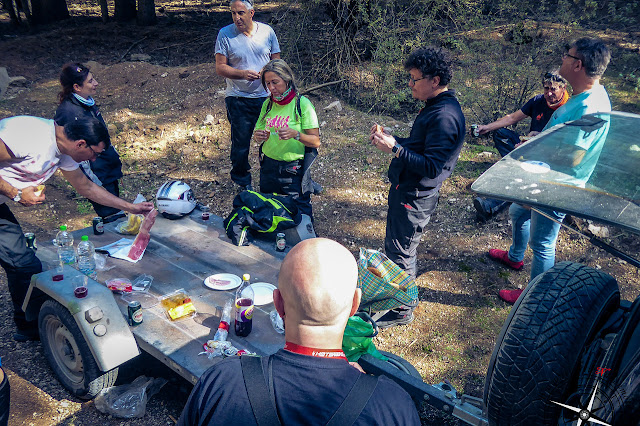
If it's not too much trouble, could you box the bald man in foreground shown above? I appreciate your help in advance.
[178,238,419,425]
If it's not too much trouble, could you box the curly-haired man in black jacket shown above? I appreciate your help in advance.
[370,47,466,327]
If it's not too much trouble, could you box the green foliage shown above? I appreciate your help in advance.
[280,0,487,117]
[619,72,640,92]
[277,0,638,118]
[76,200,93,215]
[457,28,570,126]
[568,0,640,26]
[498,270,510,279]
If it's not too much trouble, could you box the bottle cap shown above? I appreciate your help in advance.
[60,225,67,231]
[243,273,250,281]
[81,235,89,241]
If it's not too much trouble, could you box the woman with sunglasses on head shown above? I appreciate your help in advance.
[54,62,124,220]
[253,59,320,220]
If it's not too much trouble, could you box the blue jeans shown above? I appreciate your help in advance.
[508,203,565,280]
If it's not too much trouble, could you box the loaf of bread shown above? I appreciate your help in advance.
[367,266,382,277]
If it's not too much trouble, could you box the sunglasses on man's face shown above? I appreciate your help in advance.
[562,52,581,61]
[87,144,103,158]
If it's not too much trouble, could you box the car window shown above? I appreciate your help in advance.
[472,112,640,234]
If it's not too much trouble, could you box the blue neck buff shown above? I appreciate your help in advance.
[73,93,95,107]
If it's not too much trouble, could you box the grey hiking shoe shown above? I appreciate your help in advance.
[375,310,415,329]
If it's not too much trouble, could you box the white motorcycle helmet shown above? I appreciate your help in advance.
[156,180,196,219]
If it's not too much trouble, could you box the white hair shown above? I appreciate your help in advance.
[230,0,253,10]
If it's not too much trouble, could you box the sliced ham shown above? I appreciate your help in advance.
[127,209,158,261]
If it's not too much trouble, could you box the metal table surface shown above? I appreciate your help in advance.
[38,212,286,384]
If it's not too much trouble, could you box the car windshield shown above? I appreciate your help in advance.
[471,112,640,235]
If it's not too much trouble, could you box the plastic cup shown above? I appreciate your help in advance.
[52,261,64,282]
[270,310,284,334]
[201,206,210,221]
[73,275,88,298]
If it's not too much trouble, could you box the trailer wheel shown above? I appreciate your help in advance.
[484,262,619,425]
[379,350,421,379]
[38,299,118,399]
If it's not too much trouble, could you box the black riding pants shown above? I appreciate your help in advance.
[493,128,520,158]
[225,96,267,186]
[260,155,313,220]
[88,180,120,218]
[0,203,42,331]
[384,186,438,279]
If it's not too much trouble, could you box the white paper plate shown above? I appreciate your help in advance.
[250,282,277,305]
[204,273,242,291]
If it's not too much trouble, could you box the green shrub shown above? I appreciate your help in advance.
[275,0,637,118]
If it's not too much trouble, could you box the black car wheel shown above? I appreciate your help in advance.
[39,299,118,399]
[484,261,620,425]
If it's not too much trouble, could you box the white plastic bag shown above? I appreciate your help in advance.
[93,375,167,418]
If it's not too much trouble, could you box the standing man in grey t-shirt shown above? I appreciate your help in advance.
[215,0,281,191]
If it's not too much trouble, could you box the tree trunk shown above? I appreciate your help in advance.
[137,0,156,25]
[28,0,69,25]
[114,0,136,21]
[3,0,22,25]
[99,0,108,22]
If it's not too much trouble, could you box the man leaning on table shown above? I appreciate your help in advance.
[0,115,154,342]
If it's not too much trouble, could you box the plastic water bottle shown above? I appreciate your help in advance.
[235,274,254,337]
[76,235,96,279]
[56,225,75,266]
[214,299,233,342]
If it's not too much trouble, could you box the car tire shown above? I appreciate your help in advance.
[484,261,620,425]
[38,299,118,399]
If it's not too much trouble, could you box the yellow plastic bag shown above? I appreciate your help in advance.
[116,213,142,235]
[116,194,146,235]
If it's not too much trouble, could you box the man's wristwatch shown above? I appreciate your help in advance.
[392,144,402,158]
[294,131,301,141]
[13,189,22,202]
